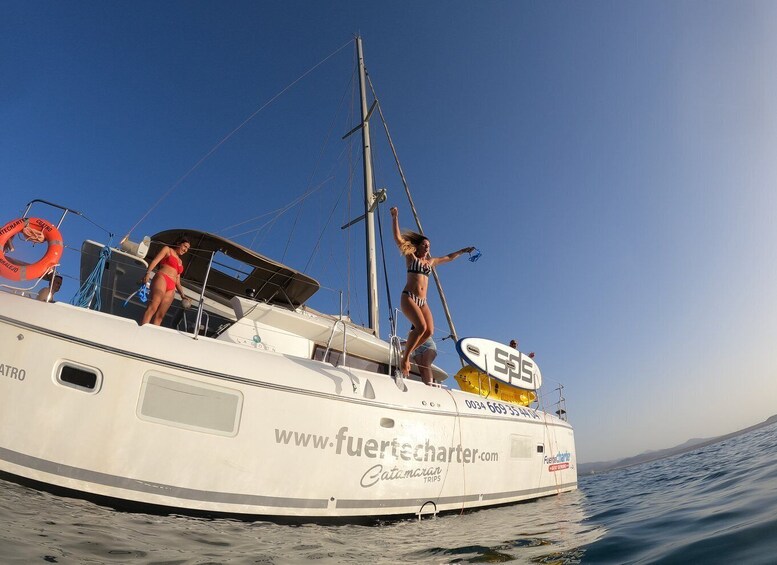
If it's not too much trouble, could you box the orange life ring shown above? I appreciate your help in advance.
[0,217,64,281]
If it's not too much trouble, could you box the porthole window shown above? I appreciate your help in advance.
[57,362,102,393]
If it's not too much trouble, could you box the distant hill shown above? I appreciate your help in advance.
[579,414,777,476]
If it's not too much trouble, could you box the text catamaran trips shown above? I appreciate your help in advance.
[0,37,576,521]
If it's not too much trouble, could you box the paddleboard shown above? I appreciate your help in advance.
[455,337,541,391]
[454,366,536,406]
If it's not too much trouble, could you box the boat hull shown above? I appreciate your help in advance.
[0,292,576,520]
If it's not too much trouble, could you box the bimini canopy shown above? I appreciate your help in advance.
[151,229,320,309]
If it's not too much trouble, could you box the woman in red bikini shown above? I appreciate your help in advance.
[141,237,191,326]
[390,207,474,377]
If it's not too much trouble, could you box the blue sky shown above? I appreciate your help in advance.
[3,1,777,463]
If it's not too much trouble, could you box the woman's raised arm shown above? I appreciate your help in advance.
[431,246,475,267]
[390,207,405,249]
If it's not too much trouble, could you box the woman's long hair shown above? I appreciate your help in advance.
[400,230,429,257]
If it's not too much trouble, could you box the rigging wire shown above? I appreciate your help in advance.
[375,204,395,330]
[345,160,353,319]
[440,386,468,515]
[123,38,355,242]
[301,140,360,271]
[220,177,334,241]
[218,204,299,234]
[344,51,357,319]
[364,120,396,332]
[218,60,355,261]
[366,74,461,350]
[250,208,278,251]
[302,182,349,273]
[282,67,357,262]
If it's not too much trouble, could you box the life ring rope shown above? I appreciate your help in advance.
[0,217,64,282]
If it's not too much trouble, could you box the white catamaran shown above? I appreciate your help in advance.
[0,38,576,521]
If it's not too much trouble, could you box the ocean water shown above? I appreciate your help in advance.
[1,422,774,564]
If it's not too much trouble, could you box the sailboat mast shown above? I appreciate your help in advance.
[357,37,380,336]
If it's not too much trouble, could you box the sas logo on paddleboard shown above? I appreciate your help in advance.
[545,452,571,472]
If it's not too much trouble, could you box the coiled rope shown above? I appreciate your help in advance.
[70,241,112,310]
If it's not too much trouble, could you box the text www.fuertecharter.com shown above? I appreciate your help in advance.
[274,426,498,464]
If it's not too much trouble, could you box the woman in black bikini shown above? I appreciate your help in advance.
[390,207,474,376]
[141,237,191,326]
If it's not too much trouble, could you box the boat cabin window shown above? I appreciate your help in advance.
[175,309,234,338]
[56,362,102,393]
[137,373,243,437]
[312,345,389,375]
[312,346,430,380]
[212,251,250,281]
